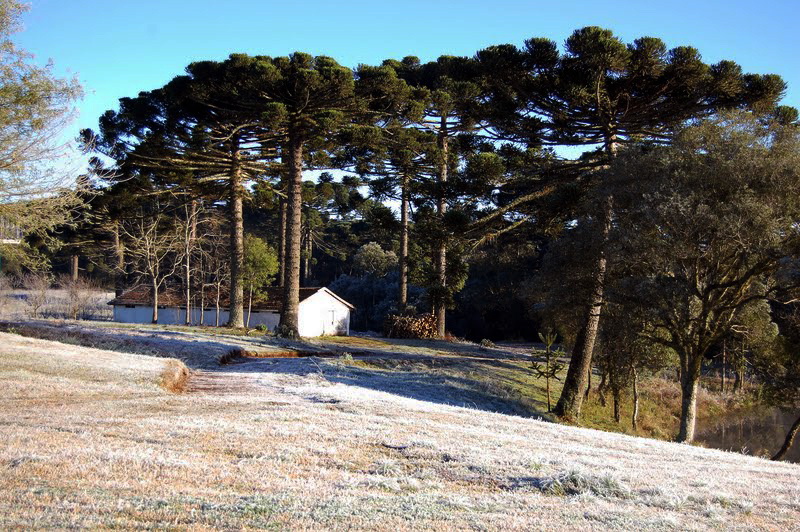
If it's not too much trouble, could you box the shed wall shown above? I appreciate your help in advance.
[113,305,279,329]
[297,290,351,337]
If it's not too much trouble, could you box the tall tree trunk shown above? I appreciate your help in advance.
[554,197,612,419]
[280,133,304,336]
[278,150,289,288]
[772,413,800,461]
[721,340,727,393]
[70,254,79,281]
[302,222,311,286]
[733,365,744,394]
[184,252,191,325]
[151,278,159,324]
[113,223,124,297]
[632,367,640,431]
[399,174,409,309]
[554,133,617,418]
[185,200,196,325]
[215,283,220,327]
[247,285,253,328]
[584,366,592,400]
[279,195,287,287]
[227,138,245,328]
[434,119,448,337]
[677,361,702,443]
[613,387,621,423]
[198,253,204,326]
[598,370,608,407]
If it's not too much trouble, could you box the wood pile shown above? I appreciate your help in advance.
[383,313,438,339]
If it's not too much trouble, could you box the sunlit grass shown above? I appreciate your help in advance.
[1,331,796,529]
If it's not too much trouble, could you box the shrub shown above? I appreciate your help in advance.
[22,272,50,318]
[274,324,298,340]
[59,275,100,320]
[538,470,630,499]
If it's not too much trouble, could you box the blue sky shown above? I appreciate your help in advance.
[16,0,800,140]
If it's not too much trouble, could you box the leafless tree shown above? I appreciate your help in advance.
[22,271,50,318]
[198,215,230,327]
[120,210,182,323]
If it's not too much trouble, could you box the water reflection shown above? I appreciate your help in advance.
[695,407,799,463]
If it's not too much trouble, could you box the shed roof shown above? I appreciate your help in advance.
[108,285,354,311]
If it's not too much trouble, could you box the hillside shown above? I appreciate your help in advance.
[0,332,798,530]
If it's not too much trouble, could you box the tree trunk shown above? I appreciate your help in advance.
[279,195,287,287]
[677,362,701,443]
[280,133,304,336]
[772,413,800,461]
[434,119,448,338]
[613,388,621,423]
[302,222,311,286]
[70,254,79,281]
[227,138,245,328]
[584,366,592,400]
[198,253,204,326]
[598,370,608,407]
[151,278,159,324]
[399,174,409,309]
[114,223,124,297]
[215,283,220,328]
[554,195,612,420]
[185,200,196,325]
[278,152,288,288]
[733,365,744,394]
[632,367,640,431]
[721,341,727,394]
[184,253,191,325]
[247,285,253,328]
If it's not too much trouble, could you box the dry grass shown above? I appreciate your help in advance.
[0,332,798,529]
[0,288,114,321]
[158,359,190,393]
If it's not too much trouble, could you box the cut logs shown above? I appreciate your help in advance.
[384,313,438,339]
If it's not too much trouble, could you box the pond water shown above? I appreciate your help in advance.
[695,407,799,463]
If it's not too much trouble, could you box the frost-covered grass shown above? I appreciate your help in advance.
[0,288,114,321]
[0,332,798,530]
[2,320,765,442]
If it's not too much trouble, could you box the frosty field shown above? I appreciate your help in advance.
[1,331,798,530]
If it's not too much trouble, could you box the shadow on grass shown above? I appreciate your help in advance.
[0,319,556,419]
[220,355,552,419]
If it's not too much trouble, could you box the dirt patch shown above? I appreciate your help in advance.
[185,369,278,396]
[219,347,340,365]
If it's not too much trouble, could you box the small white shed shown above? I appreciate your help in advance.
[108,286,353,336]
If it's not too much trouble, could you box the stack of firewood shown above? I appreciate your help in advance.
[384,313,438,339]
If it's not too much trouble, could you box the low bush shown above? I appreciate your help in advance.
[538,470,630,499]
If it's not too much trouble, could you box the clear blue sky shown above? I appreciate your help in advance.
[16,0,800,139]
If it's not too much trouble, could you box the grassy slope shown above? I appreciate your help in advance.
[1,332,798,530]
[348,355,742,446]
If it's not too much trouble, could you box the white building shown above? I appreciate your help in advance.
[108,286,353,336]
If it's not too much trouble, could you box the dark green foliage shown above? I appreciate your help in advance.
[605,112,800,441]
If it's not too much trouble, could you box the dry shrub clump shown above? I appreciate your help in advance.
[538,470,631,499]
[58,275,102,320]
[158,359,190,393]
[21,272,51,318]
